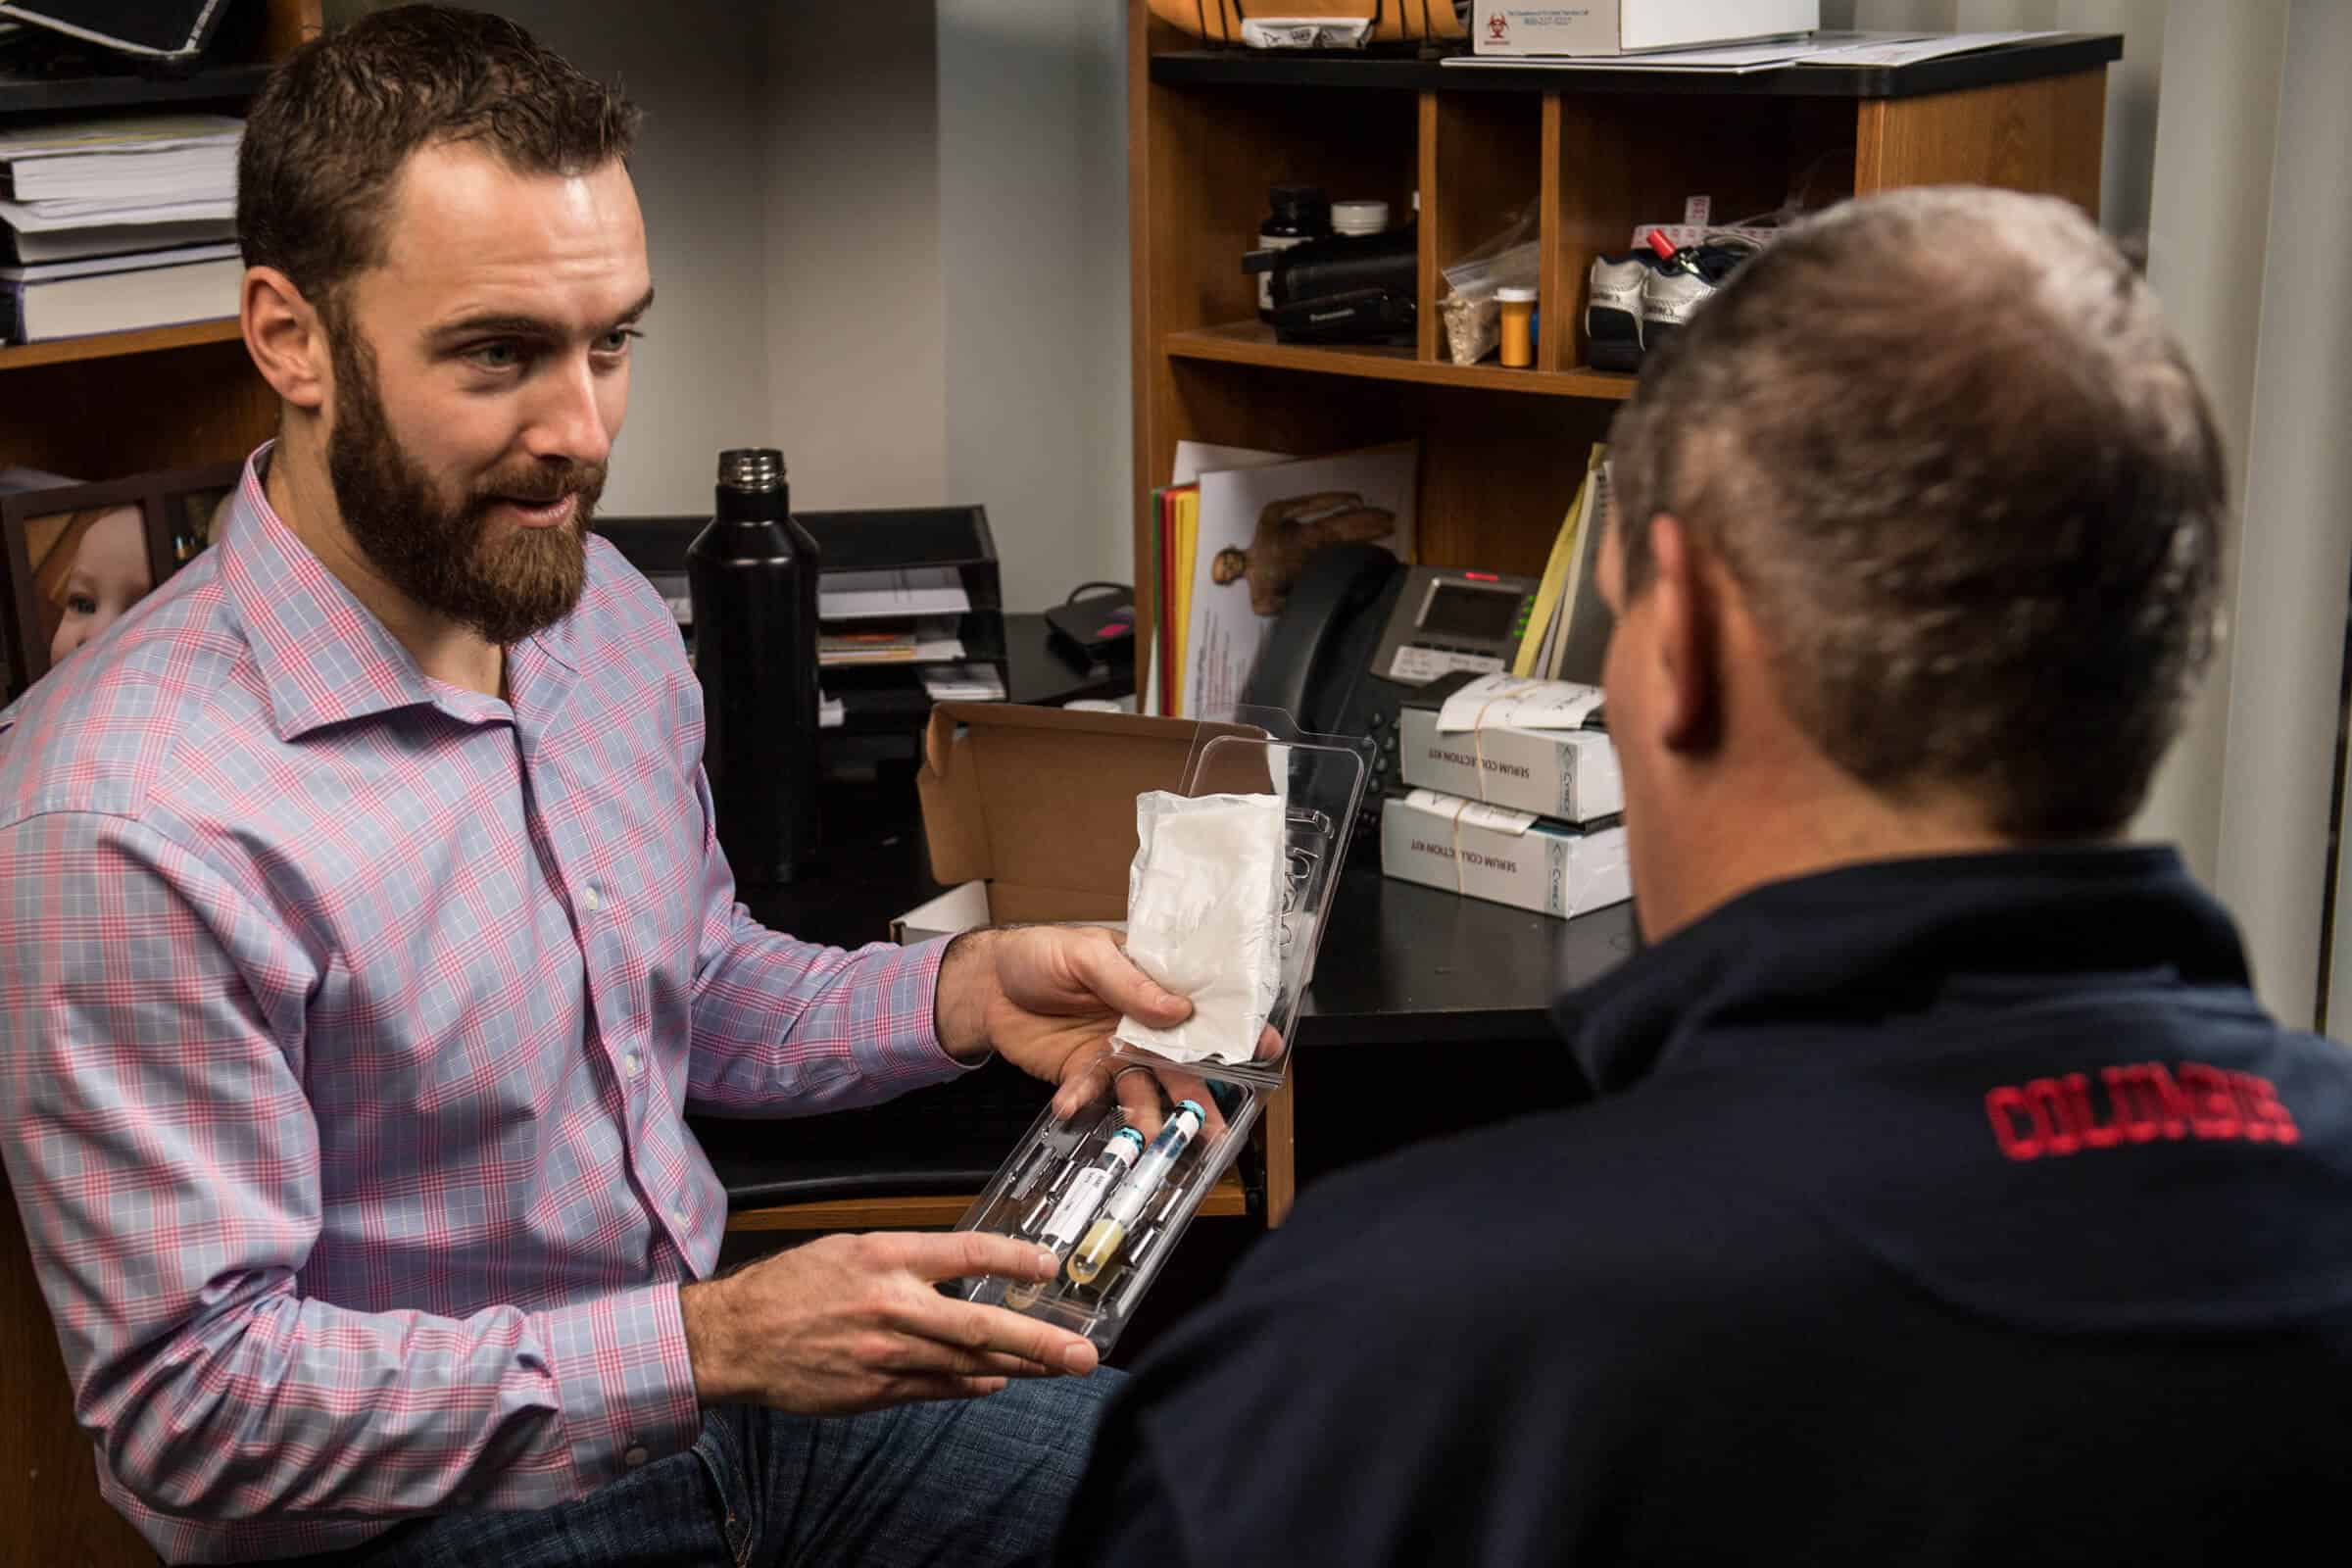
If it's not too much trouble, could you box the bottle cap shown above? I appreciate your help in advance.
[1331,200,1389,236]
[1268,183,1329,220]
[1495,286,1538,303]
[718,448,786,492]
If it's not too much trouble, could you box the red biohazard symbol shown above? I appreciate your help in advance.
[1487,12,1508,41]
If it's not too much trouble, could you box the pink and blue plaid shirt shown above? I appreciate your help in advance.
[0,451,960,1563]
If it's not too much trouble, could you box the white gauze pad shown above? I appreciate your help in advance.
[1111,790,1287,1066]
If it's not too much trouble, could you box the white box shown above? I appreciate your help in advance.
[1381,790,1632,920]
[1473,1,1818,57]
[1397,701,1623,825]
[892,881,1125,946]
[892,879,995,945]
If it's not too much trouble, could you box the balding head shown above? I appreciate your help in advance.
[1607,186,2226,839]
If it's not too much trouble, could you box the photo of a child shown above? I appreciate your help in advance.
[2,462,241,705]
[27,504,155,670]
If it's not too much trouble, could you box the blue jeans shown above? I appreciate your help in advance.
[284,1371,1123,1568]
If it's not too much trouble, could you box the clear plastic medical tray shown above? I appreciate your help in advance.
[948,707,1367,1351]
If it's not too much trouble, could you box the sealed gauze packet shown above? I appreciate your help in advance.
[1111,789,1287,1066]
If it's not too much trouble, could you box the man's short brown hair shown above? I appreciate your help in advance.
[238,4,639,328]
[1608,186,2227,838]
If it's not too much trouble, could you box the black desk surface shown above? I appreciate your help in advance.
[692,612,1636,1208]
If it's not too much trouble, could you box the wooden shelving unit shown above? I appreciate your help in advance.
[0,8,322,1561]
[0,2,318,475]
[0,315,244,371]
[1127,0,2119,1200]
[1128,6,2118,589]
[1164,319,1638,399]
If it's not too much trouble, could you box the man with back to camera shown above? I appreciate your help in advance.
[0,9,1200,1564]
[1056,187,2352,1563]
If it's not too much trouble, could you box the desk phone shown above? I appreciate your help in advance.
[1242,544,1541,846]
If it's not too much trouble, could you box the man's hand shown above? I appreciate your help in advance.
[935,927,1194,1119]
[678,1231,1099,1414]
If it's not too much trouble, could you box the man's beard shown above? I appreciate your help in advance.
[326,327,604,648]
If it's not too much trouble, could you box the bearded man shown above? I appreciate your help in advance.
[0,10,1191,1565]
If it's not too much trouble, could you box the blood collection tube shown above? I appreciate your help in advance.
[1006,1127,1145,1307]
[1067,1100,1205,1286]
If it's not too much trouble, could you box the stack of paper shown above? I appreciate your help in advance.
[1,241,243,343]
[920,662,1007,702]
[1440,30,2065,74]
[817,616,964,666]
[817,567,971,621]
[0,114,244,340]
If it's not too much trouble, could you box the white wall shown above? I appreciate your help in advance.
[937,0,1133,612]
[324,0,774,518]
[2131,2,2288,904]
[1838,3,2352,1030]
[321,1,1133,610]
[764,3,949,514]
[1827,0,2165,237]
[2211,1,2352,1028]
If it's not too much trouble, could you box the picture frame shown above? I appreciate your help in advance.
[0,459,244,704]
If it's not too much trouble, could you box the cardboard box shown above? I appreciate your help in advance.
[1398,677,1622,825]
[1472,1,1818,57]
[1382,789,1632,919]
[894,702,1268,943]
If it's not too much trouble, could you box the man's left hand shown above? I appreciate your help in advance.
[934,926,1192,1118]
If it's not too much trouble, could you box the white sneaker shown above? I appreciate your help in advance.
[1584,251,1655,372]
[1640,237,1763,357]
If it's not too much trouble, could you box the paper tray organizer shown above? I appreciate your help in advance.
[946,706,1368,1352]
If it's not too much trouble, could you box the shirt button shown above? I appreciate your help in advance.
[626,1049,645,1076]
[579,886,602,912]
[672,1205,690,1227]
[623,1445,648,1469]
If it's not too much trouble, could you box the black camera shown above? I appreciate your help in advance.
[1244,226,1418,345]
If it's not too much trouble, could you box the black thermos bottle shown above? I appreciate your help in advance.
[687,448,822,886]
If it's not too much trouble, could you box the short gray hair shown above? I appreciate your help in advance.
[1608,185,2227,837]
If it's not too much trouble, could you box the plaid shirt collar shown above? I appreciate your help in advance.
[220,444,580,742]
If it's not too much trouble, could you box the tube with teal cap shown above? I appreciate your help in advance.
[1067,1100,1205,1286]
[1006,1126,1147,1307]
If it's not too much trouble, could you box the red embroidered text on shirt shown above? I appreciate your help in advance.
[1984,1062,2300,1161]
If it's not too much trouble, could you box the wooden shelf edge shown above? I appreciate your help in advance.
[0,318,244,372]
[1147,34,2124,100]
[724,1174,1253,1234]
[1164,321,1635,400]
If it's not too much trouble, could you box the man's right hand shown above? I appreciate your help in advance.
[677,1231,1100,1414]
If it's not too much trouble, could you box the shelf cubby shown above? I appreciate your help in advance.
[1129,3,2118,649]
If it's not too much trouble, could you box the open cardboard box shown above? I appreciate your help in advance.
[893,702,1267,943]
[911,701,1366,1347]
[897,702,1348,1256]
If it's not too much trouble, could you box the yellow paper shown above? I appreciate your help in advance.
[1515,471,1587,676]
[1172,486,1200,710]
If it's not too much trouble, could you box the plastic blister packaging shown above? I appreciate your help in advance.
[950,706,1366,1350]
[951,1074,1258,1351]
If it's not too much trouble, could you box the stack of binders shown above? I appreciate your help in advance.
[0,113,242,343]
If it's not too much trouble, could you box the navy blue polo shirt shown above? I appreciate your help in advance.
[1057,847,2352,1565]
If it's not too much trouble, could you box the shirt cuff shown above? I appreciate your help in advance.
[539,1283,705,1492]
[846,934,984,1083]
